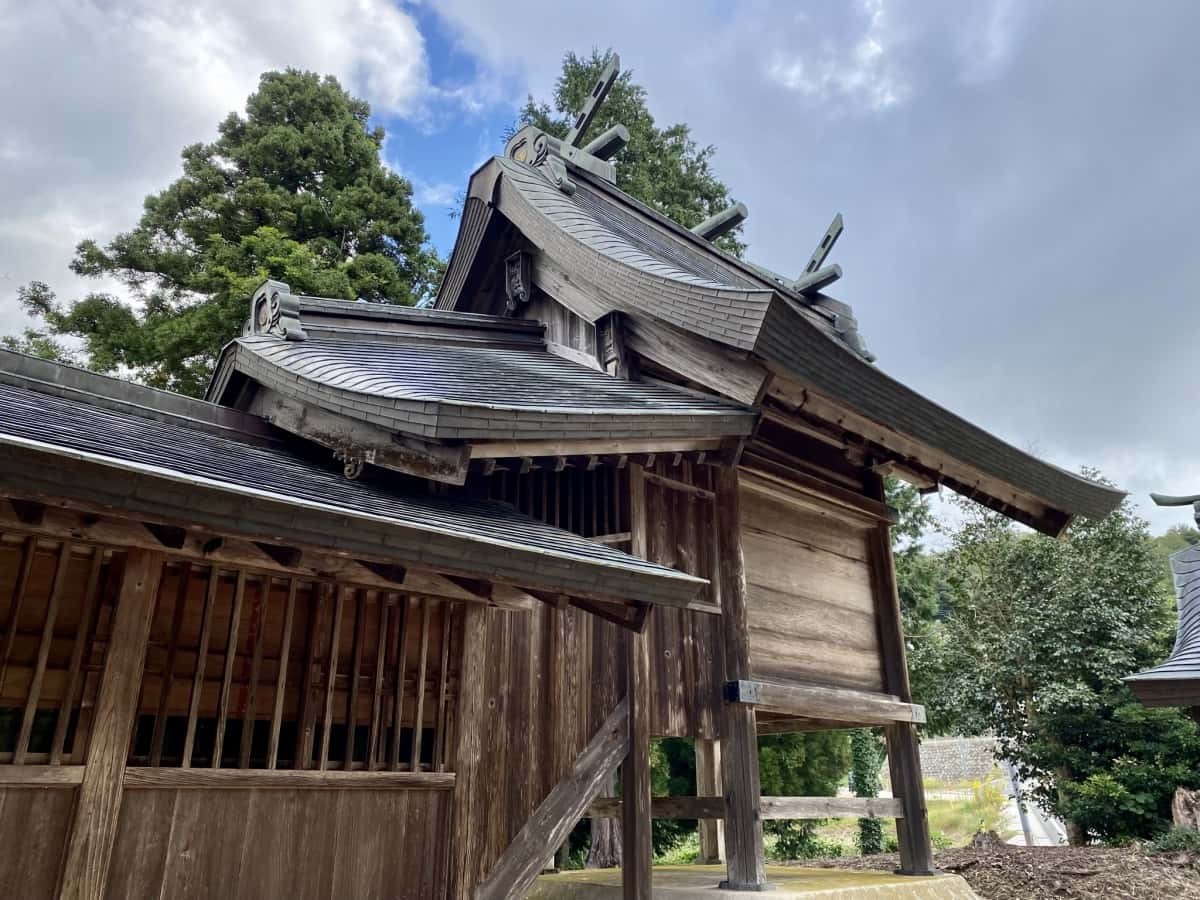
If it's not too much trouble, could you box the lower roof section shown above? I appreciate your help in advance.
[0,367,708,611]
[212,334,757,443]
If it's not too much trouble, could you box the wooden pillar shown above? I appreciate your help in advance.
[866,483,935,876]
[696,738,724,863]
[623,465,652,899]
[713,467,767,890]
[622,621,652,899]
[449,602,488,899]
[58,549,164,900]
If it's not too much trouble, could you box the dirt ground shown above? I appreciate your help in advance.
[813,842,1200,899]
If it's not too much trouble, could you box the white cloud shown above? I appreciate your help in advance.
[766,0,909,111]
[0,0,433,331]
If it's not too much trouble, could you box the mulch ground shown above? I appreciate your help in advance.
[810,841,1200,899]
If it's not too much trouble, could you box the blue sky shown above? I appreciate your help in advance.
[3,0,1200,534]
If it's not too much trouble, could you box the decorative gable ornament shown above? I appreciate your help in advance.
[249,280,307,341]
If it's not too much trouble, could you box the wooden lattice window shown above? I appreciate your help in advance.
[0,536,116,765]
[128,562,462,771]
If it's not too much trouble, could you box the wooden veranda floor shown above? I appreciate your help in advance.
[531,865,978,899]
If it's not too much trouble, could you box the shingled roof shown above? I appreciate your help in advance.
[0,351,707,610]
[1126,543,1200,708]
[434,147,1123,535]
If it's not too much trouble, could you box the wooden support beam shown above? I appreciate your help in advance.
[724,679,926,726]
[450,603,488,898]
[696,739,724,863]
[58,549,165,900]
[589,795,904,821]
[623,617,652,900]
[713,466,768,891]
[866,476,936,876]
[253,540,302,568]
[475,699,630,900]
[9,497,44,525]
[142,521,186,549]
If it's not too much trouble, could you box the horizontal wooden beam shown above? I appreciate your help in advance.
[0,765,85,786]
[725,680,926,727]
[589,795,904,820]
[122,768,455,790]
[469,436,725,460]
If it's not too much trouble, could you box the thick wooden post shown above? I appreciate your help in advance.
[622,464,652,899]
[450,602,489,899]
[622,620,652,899]
[866,481,935,876]
[714,467,767,890]
[58,549,164,900]
[696,738,725,863]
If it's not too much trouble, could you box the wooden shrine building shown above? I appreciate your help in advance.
[0,57,1123,900]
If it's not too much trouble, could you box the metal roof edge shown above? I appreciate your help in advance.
[0,348,275,445]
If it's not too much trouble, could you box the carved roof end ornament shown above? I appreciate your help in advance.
[249,280,307,342]
[505,54,626,195]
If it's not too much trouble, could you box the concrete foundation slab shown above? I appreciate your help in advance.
[531,865,978,899]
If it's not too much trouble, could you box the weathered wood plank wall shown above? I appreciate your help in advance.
[739,486,885,693]
[104,786,451,900]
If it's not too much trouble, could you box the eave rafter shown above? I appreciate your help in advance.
[0,494,682,618]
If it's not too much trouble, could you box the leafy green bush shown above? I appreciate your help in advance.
[1149,827,1200,853]
[767,821,847,860]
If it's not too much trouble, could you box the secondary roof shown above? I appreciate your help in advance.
[0,351,708,611]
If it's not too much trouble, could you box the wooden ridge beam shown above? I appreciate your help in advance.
[475,699,630,900]
[725,679,926,727]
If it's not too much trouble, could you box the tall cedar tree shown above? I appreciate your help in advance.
[519,50,746,257]
[14,70,441,396]
[910,481,1200,843]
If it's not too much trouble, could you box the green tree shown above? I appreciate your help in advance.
[17,70,442,396]
[849,729,885,854]
[759,731,852,858]
[520,49,746,256]
[914,483,1200,843]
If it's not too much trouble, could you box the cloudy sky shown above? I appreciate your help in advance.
[1,0,1197,533]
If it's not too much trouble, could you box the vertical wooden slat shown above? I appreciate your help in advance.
[211,569,246,769]
[696,738,724,864]
[149,563,191,766]
[239,579,269,769]
[266,578,298,770]
[622,620,653,900]
[182,567,220,768]
[296,583,330,770]
[58,548,164,900]
[51,548,105,764]
[409,598,431,770]
[14,541,72,764]
[433,602,453,772]
[367,598,389,770]
[389,596,411,770]
[713,466,767,890]
[318,586,346,771]
[343,589,366,769]
[0,536,38,696]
